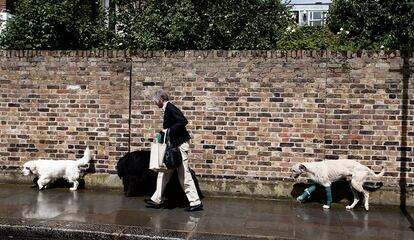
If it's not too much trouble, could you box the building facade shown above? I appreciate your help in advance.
[0,0,11,12]
[0,0,12,33]
[287,0,332,26]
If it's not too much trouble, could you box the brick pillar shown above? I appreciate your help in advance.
[0,0,11,12]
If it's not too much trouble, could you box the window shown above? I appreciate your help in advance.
[292,11,299,24]
[308,11,327,26]
[101,0,110,9]
[313,11,321,19]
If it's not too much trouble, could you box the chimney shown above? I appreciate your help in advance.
[0,0,11,12]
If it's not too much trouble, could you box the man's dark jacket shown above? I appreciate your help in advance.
[163,102,191,147]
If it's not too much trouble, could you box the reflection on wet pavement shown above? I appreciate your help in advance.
[0,184,412,240]
[22,191,79,219]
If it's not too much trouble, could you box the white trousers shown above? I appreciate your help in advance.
[150,142,202,207]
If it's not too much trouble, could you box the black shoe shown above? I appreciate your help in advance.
[144,199,163,209]
[185,203,203,212]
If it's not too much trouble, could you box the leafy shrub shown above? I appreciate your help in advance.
[2,0,413,50]
[276,26,358,51]
[113,0,292,50]
[0,0,104,50]
[197,0,292,50]
[278,26,332,50]
[327,0,414,50]
[115,0,202,50]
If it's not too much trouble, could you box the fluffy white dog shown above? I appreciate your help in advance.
[291,160,385,211]
[22,147,91,191]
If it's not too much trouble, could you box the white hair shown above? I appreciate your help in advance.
[153,89,170,103]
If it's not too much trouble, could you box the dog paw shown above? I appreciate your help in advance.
[346,205,353,210]
[69,187,77,191]
[364,205,369,211]
[296,196,305,203]
[323,205,331,209]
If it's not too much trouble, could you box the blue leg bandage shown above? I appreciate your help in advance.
[297,184,316,202]
[325,186,332,207]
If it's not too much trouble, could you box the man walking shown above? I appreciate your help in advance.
[145,89,203,212]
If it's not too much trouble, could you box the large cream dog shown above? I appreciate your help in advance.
[291,160,385,211]
[22,147,91,191]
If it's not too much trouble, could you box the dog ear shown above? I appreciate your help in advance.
[26,162,37,174]
[30,162,37,172]
[299,164,307,172]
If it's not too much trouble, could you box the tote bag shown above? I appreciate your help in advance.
[149,133,168,172]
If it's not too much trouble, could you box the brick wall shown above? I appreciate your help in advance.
[0,50,413,189]
[0,0,10,12]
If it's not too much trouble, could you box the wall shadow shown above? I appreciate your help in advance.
[400,51,414,231]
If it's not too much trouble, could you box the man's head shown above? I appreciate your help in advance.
[153,89,170,108]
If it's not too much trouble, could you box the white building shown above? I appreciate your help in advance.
[0,11,12,33]
[286,0,332,26]
[0,0,12,34]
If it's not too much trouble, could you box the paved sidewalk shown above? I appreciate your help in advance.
[0,183,413,240]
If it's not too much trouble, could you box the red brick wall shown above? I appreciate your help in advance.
[0,50,413,189]
[0,0,11,12]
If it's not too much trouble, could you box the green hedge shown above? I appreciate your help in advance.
[1,0,413,50]
[0,0,104,50]
[327,0,414,50]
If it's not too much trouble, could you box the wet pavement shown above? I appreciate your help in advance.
[0,183,413,240]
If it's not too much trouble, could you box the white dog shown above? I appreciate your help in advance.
[291,160,385,211]
[22,147,91,191]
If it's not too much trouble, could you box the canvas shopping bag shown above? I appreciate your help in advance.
[149,133,168,172]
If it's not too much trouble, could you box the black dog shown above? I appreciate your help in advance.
[117,150,203,207]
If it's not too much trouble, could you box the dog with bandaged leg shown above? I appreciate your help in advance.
[291,160,385,211]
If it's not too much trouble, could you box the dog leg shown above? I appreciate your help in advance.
[297,184,316,203]
[122,177,130,194]
[363,190,369,211]
[37,178,48,190]
[69,180,79,191]
[31,177,39,188]
[351,179,370,211]
[323,186,332,209]
[346,181,360,210]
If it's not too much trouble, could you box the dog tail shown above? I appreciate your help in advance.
[370,166,385,178]
[77,147,91,167]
